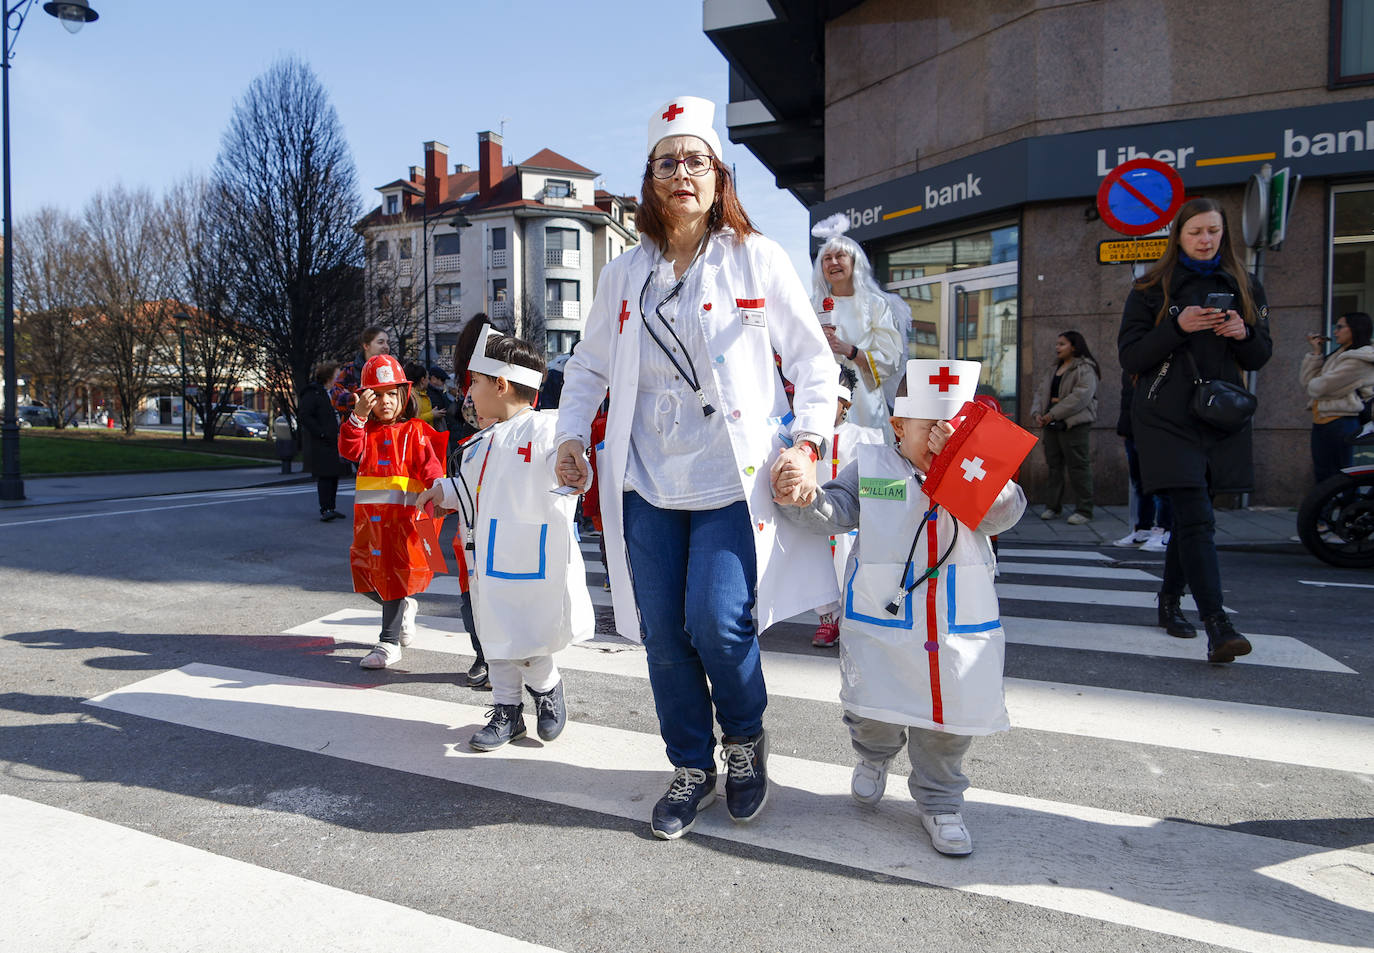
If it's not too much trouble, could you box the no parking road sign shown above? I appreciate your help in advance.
[1097,158,1186,236]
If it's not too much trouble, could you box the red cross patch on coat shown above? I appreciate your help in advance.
[517,442,532,463]
[618,300,630,334]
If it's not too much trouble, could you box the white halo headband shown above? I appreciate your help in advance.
[468,325,545,390]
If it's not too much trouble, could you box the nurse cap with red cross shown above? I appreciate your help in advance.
[647,96,724,160]
[892,359,980,421]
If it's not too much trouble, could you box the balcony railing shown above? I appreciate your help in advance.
[491,248,508,268]
[545,300,581,322]
[546,248,580,269]
[491,300,511,320]
[433,254,460,272]
[434,304,462,323]
[398,260,413,278]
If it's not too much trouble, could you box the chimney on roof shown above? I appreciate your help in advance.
[478,131,502,201]
[455,163,470,173]
[424,141,448,210]
[409,166,423,183]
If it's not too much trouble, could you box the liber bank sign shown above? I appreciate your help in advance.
[814,98,1374,243]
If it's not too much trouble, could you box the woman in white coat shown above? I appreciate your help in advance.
[811,214,906,441]
[555,96,837,840]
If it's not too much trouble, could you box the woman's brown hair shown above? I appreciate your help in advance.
[1133,197,1257,326]
[313,360,340,386]
[635,148,758,249]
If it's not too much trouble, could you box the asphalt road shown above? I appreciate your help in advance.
[1,483,1370,953]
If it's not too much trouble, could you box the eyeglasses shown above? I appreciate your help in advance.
[648,154,714,179]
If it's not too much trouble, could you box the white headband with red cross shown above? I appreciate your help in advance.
[892,359,980,420]
[647,96,723,159]
[469,325,545,390]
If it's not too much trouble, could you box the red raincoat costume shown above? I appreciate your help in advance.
[339,408,447,602]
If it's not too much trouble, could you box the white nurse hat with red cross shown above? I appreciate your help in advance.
[648,96,723,159]
[892,359,980,421]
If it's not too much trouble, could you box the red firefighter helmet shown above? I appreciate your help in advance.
[361,354,408,390]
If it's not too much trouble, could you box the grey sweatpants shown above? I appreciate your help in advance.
[844,711,973,815]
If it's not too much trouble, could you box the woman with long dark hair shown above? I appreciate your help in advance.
[1301,311,1374,483]
[1118,197,1272,664]
[555,96,836,839]
[1030,329,1100,524]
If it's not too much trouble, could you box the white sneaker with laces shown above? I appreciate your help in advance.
[359,642,401,669]
[850,758,890,806]
[1111,529,1151,547]
[1140,528,1169,552]
[921,812,973,856]
[398,597,417,646]
[1066,512,1092,525]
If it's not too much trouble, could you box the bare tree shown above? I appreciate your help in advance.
[13,207,91,427]
[80,186,175,434]
[365,240,424,364]
[212,56,364,417]
[164,177,261,440]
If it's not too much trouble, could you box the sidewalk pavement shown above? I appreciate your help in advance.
[1000,503,1301,551]
[1,467,313,508]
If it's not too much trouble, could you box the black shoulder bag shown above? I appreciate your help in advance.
[1182,349,1256,434]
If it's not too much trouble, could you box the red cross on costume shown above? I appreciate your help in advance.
[618,300,630,334]
[517,442,532,463]
[929,366,961,392]
[662,103,684,121]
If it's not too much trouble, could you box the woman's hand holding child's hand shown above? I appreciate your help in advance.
[414,484,442,511]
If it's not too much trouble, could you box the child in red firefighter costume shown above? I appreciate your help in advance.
[775,359,1027,857]
[338,354,448,670]
[416,329,594,751]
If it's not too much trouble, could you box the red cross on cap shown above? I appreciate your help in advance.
[929,366,961,392]
[662,103,684,121]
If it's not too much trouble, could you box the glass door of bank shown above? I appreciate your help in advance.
[886,261,1020,418]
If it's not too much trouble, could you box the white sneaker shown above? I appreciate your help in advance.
[1039,508,1061,520]
[1111,529,1151,547]
[398,597,418,646]
[921,812,973,856]
[1066,512,1092,525]
[850,758,889,806]
[1140,529,1169,553]
[359,642,401,669]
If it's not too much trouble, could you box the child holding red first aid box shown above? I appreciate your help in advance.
[774,359,1030,857]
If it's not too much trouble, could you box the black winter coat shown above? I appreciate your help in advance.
[1118,267,1272,495]
[297,382,351,478]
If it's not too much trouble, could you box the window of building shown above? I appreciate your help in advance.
[399,238,413,260]
[546,226,580,251]
[385,195,399,215]
[1332,0,1374,86]
[547,330,580,355]
[377,289,391,312]
[400,289,412,312]
[492,278,508,301]
[1330,184,1374,320]
[434,233,461,256]
[546,179,572,199]
[436,283,460,307]
[373,240,390,263]
[491,227,507,250]
[546,279,580,304]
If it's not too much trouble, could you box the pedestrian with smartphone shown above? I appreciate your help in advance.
[1118,198,1272,664]
[1300,312,1374,484]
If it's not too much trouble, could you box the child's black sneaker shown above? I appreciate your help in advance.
[650,767,717,840]
[469,703,526,751]
[527,680,567,742]
[466,660,490,690]
[720,730,769,822]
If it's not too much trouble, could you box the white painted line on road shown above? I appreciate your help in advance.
[284,611,1371,773]
[86,663,1374,953]
[997,582,1227,614]
[0,794,566,953]
[0,486,315,527]
[1298,580,1374,590]
[998,548,1113,562]
[997,561,1160,582]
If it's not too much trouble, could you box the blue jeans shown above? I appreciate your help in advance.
[622,493,765,771]
[1311,417,1360,484]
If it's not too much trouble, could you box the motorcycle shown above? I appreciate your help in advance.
[1297,427,1374,568]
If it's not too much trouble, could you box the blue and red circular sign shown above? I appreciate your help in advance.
[1097,158,1186,236]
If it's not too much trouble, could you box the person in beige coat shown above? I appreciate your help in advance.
[1301,312,1374,483]
[1030,330,1100,523]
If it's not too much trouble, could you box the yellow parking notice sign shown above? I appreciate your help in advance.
[1099,238,1168,264]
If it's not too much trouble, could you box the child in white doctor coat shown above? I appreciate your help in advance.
[775,360,1025,856]
[416,330,593,751]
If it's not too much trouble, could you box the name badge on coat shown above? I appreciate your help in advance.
[736,297,766,327]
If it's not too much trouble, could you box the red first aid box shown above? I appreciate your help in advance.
[923,400,1037,528]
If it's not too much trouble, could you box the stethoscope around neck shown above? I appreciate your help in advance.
[636,238,716,418]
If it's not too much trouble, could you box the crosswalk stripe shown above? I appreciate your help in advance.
[997,548,1113,561]
[1,794,566,953]
[282,612,1372,773]
[997,561,1160,582]
[997,582,1212,612]
[85,663,1374,953]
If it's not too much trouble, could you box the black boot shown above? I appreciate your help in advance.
[527,679,567,742]
[1202,613,1251,664]
[1157,594,1197,639]
[469,703,526,750]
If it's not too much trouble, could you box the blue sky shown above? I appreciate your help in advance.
[12,0,812,279]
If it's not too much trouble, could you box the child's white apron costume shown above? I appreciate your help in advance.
[839,446,1010,736]
[826,419,885,594]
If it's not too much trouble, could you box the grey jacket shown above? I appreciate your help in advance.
[1030,356,1099,428]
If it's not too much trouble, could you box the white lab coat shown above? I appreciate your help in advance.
[437,409,593,660]
[824,420,886,597]
[558,229,839,641]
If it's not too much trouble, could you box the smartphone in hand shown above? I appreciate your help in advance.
[1203,292,1235,313]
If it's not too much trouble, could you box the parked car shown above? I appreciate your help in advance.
[214,410,270,438]
[15,405,58,427]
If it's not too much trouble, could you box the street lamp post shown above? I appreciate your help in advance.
[417,206,472,371]
[1,0,98,501]
[174,311,190,443]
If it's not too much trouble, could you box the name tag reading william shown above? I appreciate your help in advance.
[858,477,906,501]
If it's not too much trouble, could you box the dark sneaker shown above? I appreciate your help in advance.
[469,703,526,751]
[466,661,490,691]
[527,679,567,742]
[720,730,769,822]
[650,767,717,840]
